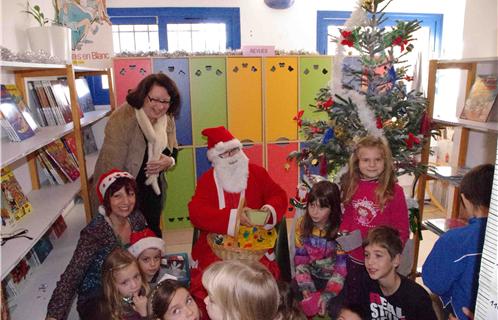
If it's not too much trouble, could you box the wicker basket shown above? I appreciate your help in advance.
[207,233,267,261]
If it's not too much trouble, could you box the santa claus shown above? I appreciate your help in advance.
[188,126,288,314]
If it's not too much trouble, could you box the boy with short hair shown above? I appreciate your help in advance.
[422,164,494,320]
[359,226,437,320]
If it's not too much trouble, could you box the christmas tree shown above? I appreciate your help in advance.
[290,0,435,180]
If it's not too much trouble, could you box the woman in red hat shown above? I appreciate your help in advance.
[46,169,148,320]
[92,73,181,238]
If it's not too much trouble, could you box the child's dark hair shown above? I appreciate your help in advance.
[103,177,137,215]
[460,163,494,209]
[149,279,191,318]
[362,225,402,259]
[339,302,368,320]
[302,181,341,240]
[276,280,306,320]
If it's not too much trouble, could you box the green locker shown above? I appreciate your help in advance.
[299,56,333,131]
[162,147,196,229]
[190,57,227,145]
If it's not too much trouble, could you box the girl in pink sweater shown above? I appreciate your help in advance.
[340,136,409,304]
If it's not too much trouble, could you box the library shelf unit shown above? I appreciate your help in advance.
[1,61,115,317]
[411,57,498,276]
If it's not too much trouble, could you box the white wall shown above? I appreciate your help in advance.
[2,0,466,55]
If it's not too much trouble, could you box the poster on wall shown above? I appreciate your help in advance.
[56,0,113,68]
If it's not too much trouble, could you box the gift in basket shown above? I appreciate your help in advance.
[207,197,277,261]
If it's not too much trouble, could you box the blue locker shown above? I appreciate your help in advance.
[195,146,211,180]
[153,58,193,146]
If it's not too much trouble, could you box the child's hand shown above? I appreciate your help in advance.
[240,208,253,227]
[302,290,311,299]
[132,292,148,317]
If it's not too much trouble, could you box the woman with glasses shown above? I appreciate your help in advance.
[93,73,181,237]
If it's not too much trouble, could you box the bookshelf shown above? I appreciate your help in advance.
[412,57,498,276]
[0,61,115,318]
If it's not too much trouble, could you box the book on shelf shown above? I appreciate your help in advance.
[423,218,468,236]
[43,140,80,182]
[50,80,72,124]
[0,167,32,224]
[460,74,498,122]
[32,233,54,264]
[428,166,470,185]
[62,134,79,157]
[31,80,57,126]
[59,78,84,118]
[26,81,48,127]
[82,126,98,155]
[41,80,65,125]
[3,84,39,131]
[51,215,67,238]
[75,78,96,113]
[0,85,35,142]
[36,151,66,185]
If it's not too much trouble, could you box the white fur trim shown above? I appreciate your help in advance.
[98,205,107,216]
[261,205,277,230]
[98,171,134,202]
[227,209,238,237]
[128,237,166,257]
[206,139,242,162]
[135,108,168,195]
[214,172,226,209]
[265,251,276,261]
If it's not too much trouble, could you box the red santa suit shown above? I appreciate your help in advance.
[187,126,288,317]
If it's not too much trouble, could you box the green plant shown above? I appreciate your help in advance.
[23,1,49,26]
[22,1,63,26]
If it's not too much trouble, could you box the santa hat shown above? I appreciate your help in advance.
[96,169,134,204]
[128,228,166,257]
[201,126,242,162]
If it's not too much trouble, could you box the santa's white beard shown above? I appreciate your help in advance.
[212,151,249,193]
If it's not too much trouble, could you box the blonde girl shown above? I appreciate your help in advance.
[294,181,347,317]
[201,260,279,320]
[149,279,200,320]
[100,247,149,320]
[340,135,409,303]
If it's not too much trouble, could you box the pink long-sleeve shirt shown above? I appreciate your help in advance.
[340,179,409,263]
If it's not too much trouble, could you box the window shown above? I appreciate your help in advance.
[112,24,159,53]
[317,11,443,93]
[167,23,227,52]
[108,7,241,52]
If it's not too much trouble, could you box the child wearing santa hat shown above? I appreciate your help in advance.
[128,228,177,288]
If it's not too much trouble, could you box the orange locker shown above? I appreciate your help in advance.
[227,57,263,143]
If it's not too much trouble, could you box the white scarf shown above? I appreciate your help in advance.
[135,108,168,195]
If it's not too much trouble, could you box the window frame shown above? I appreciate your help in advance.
[316,11,443,55]
[108,7,241,51]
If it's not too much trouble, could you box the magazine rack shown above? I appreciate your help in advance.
[0,61,115,318]
[411,57,498,277]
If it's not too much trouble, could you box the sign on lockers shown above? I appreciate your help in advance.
[58,0,113,68]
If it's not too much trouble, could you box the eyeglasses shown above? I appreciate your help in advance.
[147,95,171,105]
[219,147,241,159]
[0,228,33,246]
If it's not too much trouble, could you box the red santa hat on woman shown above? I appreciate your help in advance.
[96,169,135,215]
[202,126,242,162]
[128,228,166,257]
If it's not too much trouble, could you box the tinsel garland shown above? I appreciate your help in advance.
[115,49,319,58]
[0,46,66,64]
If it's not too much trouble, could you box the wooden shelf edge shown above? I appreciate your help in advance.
[1,109,110,168]
[1,151,99,280]
[432,116,498,134]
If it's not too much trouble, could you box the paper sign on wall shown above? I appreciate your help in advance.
[242,45,275,56]
[58,0,113,68]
